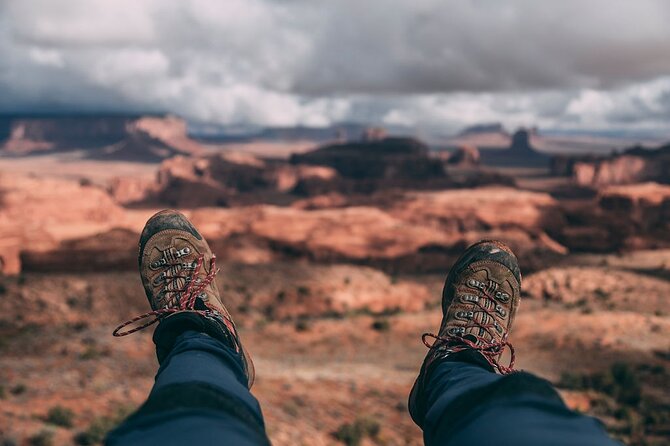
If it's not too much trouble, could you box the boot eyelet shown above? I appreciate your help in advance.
[176,247,191,258]
[456,311,474,320]
[448,327,466,335]
[495,291,510,302]
[495,305,507,317]
[152,273,166,286]
[460,294,479,303]
[151,258,167,269]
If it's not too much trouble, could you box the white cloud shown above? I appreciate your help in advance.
[1,0,670,132]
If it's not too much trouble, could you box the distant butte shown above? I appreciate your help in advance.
[0,114,204,161]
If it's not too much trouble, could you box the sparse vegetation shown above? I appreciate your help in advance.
[371,318,391,332]
[79,345,109,360]
[294,318,312,332]
[10,384,26,395]
[557,362,670,445]
[594,288,610,300]
[73,406,134,446]
[28,430,54,446]
[559,362,641,405]
[333,416,381,446]
[45,406,75,428]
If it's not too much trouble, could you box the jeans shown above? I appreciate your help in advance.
[106,331,270,446]
[413,355,621,446]
[108,331,619,446]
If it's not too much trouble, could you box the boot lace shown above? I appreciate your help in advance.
[422,279,516,374]
[113,254,226,337]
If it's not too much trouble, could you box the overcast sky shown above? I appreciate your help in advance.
[1,0,670,134]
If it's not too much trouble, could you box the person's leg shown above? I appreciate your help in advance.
[105,210,269,445]
[413,352,619,446]
[107,326,269,446]
[408,240,620,446]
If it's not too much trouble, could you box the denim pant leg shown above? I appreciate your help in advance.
[420,359,620,446]
[106,331,269,446]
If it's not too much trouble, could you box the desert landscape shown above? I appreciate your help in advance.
[0,114,668,446]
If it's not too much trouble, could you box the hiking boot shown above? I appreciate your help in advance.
[113,209,255,388]
[408,240,521,424]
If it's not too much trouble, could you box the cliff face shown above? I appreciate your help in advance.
[0,114,203,161]
[572,144,670,187]
[551,143,670,187]
[290,137,445,181]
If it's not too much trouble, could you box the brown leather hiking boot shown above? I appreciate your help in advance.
[408,240,521,423]
[113,209,255,388]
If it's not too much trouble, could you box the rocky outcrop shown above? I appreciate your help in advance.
[446,145,480,166]
[524,266,670,314]
[2,171,566,274]
[0,114,203,161]
[0,172,137,274]
[138,152,341,207]
[552,142,670,186]
[574,145,670,187]
[290,137,446,184]
[555,183,670,252]
[131,138,513,207]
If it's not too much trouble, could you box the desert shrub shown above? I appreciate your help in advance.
[370,319,391,332]
[610,363,641,405]
[28,430,54,446]
[294,318,312,332]
[73,406,134,446]
[558,363,641,406]
[79,345,109,360]
[1,435,18,446]
[371,318,391,332]
[46,406,75,428]
[594,288,610,300]
[10,384,26,395]
[333,416,380,446]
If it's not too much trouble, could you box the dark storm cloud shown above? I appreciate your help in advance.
[1,0,669,130]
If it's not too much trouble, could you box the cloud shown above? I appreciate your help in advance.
[1,0,670,132]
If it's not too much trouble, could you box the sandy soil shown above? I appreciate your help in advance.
[1,250,669,446]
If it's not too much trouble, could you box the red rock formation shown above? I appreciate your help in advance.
[0,114,203,161]
[557,142,670,187]
[142,152,341,207]
[1,171,566,274]
[447,145,480,166]
[290,137,445,181]
[555,182,670,251]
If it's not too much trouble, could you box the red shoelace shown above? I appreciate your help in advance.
[422,280,516,375]
[113,254,221,337]
[422,332,516,375]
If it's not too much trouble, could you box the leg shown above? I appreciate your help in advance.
[415,353,619,446]
[106,210,268,445]
[408,241,620,446]
[107,326,269,446]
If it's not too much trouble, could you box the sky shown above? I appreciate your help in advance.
[1,0,670,135]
